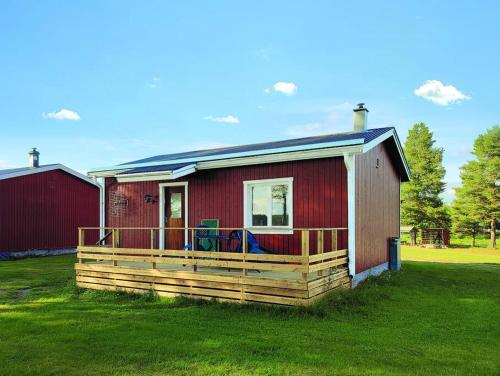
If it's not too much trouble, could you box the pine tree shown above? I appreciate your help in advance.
[451,192,482,247]
[454,126,499,248]
[401,123,450,228]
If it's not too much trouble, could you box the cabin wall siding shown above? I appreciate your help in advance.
[105,157,348,254]
[355,142,401,273]
[0,170,99,252]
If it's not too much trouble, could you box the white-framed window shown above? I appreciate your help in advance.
[243,177,293,234]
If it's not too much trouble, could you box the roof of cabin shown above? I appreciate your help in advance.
[90,126,410,181]
[125,127,393,165]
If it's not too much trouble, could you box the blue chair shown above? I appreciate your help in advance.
[227,230,276,255]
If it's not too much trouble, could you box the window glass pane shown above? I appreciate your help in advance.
[252,185,268,226]
[170,192,182,219]
[271,185,289,226]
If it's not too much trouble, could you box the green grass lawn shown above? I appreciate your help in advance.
[402,245,500,264]
[1,255,499,376]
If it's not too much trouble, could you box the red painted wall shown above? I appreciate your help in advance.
[355,143,401,273]
[105,157,348,255]
[0,169,99,252]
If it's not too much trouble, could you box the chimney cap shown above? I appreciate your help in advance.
[353,103,369,112]
[28,147,40,168]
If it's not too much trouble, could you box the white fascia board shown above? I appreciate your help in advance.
[115,164,196,183]
[88,169,129,178]
[89,138,365,174]
[362,129,411,180]
[391,130,411,180]
[197,144,363,170]
[0,164,98,186]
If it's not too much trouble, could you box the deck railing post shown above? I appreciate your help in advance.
[112,228,119,266]
[191,228,195,251]
[78,228,84,247]
[150,229,155,249]
[331,229,338,273]
[191,228,197,272]
[150,229,156,269]
[317,230,324,276]
[301,230,309,281]
[242,229,248,277]
[78,228,84,264]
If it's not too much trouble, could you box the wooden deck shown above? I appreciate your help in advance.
[76,227,350,306]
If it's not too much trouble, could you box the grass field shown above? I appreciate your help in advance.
[1,255,499,376]
[399,233,495,249]
[402,245,500,264]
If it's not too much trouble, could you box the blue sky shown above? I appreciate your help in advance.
[1,1,498,202]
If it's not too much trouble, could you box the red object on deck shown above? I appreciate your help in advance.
[0,169,99,252]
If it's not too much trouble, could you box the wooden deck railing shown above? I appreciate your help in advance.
[77,227,347,278]
[75,227,349,305]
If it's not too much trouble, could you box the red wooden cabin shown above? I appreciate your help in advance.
[82,104,410,297]
[0,149,99,259]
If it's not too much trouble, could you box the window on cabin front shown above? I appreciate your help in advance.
[244,177,293,234]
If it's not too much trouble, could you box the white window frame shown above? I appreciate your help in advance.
[243,177,293,234]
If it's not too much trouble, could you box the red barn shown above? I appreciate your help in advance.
[78,105,411,304]
[0,149,99,259]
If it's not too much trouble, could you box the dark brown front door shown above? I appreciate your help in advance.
[165,187,184,249]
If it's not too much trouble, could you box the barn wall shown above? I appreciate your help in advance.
[355,142,401,273]
[105,157,348,255]
[0,170,100,252]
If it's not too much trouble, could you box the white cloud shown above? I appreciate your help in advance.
[204,115,240,124]
[42,109,81,121]
[148,76,161,89]
[414,80,470,106]
[273,81,298,96]
[286,123,336,138]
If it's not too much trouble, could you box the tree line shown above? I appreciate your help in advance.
[401,123,499,248]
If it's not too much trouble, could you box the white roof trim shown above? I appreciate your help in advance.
[197,144,363,170]
[89,138,365,174]
[116,164,196,183]
[362,128,411,180]
[0,164,98,186]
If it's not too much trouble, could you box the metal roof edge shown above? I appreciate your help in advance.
[361,128,411,181]
[0,164,98,186]
[89,138,365,174]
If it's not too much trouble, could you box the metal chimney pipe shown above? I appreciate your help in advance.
[353,103,369,132]
[28,147,40,168]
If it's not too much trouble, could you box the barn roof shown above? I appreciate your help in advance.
[90,126,410,181]
[0,164,97,186]
[400,226,417,233]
